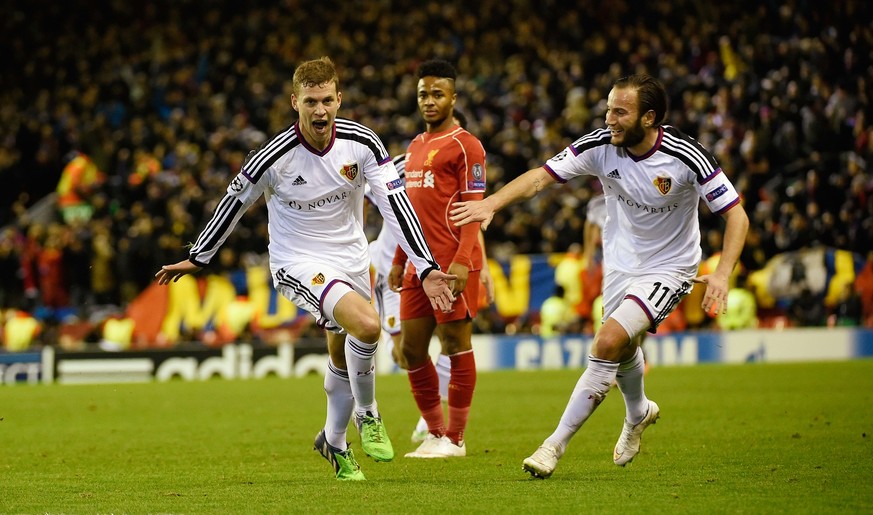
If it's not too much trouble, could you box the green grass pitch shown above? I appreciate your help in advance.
[2,360,872,514]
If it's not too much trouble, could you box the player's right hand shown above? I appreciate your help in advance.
[388,264,405,292]
[155,259,202,285]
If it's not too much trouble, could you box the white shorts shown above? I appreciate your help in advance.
[372,272,401,336]
[602,268,693,338]
[273,262,371,334]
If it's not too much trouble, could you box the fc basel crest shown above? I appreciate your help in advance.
[340,162,359,181]
[653,176,672,196]
[312,273,325,285]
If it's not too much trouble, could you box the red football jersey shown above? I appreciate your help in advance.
[403,125,487,273]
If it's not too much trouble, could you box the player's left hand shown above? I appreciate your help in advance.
[422,270,457,313]
[155,259,202,285]
[693,273,729,315]
[388,264,405,292]
[480,264,495,305]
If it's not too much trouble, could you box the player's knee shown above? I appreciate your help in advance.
[355,315,382,344]
[591,326,630,361]
[403,344,429,369]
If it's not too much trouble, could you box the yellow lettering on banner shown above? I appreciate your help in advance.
[246,266,298,328]
[161,275,236,342]
[824,250,857,307]
[490,255,531,318]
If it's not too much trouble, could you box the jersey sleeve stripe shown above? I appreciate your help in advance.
[660,127,720,183]
[243,126,298,182]
[336,119,389,164]
[570,128,612,154]
[387,192,436,263]
[392,154,406,179]
[189,193,246,263]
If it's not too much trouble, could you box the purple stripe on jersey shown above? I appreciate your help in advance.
[241,170,255,182]
[626,294,655,326]
[628,128,663,162]
[543,164,568,184]
[319,278,353,313]
[714,196,741,215]
[295,122,336,156]
[700,167,723,185]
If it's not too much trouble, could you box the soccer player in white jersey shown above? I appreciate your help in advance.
[451,74,749,478]
[155,57,456,481]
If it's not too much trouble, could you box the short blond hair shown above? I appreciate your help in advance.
[292,56,339,93]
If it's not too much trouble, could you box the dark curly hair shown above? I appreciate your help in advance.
[417,59,457,80]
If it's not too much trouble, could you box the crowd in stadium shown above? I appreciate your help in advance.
[1,0,872,349]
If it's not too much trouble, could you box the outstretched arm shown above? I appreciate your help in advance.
[693,204,750,314]
[450,166,555,229]
[155,259,203,285]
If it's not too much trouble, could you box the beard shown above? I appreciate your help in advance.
[614,118,647,148]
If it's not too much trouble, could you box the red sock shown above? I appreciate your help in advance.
[408,360,445,436]
[446,351,476,445]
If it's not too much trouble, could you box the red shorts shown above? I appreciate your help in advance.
[400,268,480,323]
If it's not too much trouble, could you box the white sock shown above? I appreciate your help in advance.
[435,353,451,400]
[345,335,378,416]
[323,360,354,450]
[545,356,618,456]
[615,346,648,424]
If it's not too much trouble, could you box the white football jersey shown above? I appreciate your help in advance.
[189,119,439,279]
[545,126,740,274]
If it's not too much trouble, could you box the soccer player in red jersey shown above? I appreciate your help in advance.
[389,59,487,457]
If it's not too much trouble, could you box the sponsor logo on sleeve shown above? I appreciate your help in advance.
[386,178,404,190]
[230,174,245,192]
[705,184,729,202]
[472,163,484,180]
[468,180,486,190]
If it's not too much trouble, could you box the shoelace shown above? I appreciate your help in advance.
[363,418,385,443]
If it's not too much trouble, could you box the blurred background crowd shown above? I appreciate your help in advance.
[1,0,872,349]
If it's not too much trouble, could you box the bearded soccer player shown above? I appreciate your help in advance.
[156,57,456,481]
[388,59,487,458]
[451,73,749,477]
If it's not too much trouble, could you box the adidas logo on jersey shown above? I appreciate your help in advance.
[292,175,307,185]
[607,169,621,179]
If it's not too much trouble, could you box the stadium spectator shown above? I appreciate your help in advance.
[389,60,487,458]
[0,1,871,336]
[539,285,573,338]
[451,73,749,478]
[154,57,455,481]
[853,252,873,328]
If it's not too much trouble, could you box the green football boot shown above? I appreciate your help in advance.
[314,430,366,481]
[355,411,395,462]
